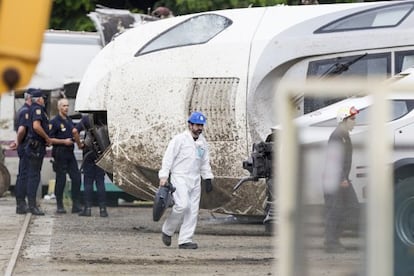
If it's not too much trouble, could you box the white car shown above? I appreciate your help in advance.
[272,70,414,274]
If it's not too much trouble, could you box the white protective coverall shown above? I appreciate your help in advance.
[159,130,214,245]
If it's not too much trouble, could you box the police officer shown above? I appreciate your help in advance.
[73,115,108,217]
[323,106,360,253]
[26,89,50,215]
[49,98,82,214]
[9,89,33,214]
[159,111,214,249]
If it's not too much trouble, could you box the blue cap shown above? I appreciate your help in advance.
[27,88,45,98]
[188,111,207,125]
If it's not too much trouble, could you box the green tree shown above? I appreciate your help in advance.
[50,0,376,31]
[155,0,286,15]
[50,0,97,31]
[50,0,148,31]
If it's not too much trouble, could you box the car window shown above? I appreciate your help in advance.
[312,100,414,127]
[395,50,414,73]
[305,53,391,114]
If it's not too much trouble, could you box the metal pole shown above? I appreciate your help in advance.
[367,86,393,276]
[276,86,304,276]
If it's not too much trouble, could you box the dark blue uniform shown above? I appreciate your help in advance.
[49,114,81,213]
[76,116,107,217]
[26,102,49,215]
[14,103,31,213]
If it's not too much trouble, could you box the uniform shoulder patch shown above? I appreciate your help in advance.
[49,124,52,130]
[25,113,29,120]
[36,109,41,115]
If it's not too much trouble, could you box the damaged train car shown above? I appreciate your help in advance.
[75,1,414,216]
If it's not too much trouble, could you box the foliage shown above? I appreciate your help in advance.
[154,0,286,15]
[50,0,379,31]
[50,0,97,31]
[50,0,149,31]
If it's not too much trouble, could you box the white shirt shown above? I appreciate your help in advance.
[159,130,214,179]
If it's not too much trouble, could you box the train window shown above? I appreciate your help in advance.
[135,14,232,56]
[308,53,390,78]
[395,50,414,73]
[304,53,391,114]
[313,100,414,127]
[315,3,414,33]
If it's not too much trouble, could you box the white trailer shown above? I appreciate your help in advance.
[0,30,102,194]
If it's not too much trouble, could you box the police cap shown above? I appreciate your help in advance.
[27,88,45,98]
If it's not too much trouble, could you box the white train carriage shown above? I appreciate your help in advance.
[75,1,414,216]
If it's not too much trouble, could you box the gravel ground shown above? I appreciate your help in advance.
[12,198,274,276]
[1,195,365,276]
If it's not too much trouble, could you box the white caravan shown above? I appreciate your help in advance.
[0,30,103,194]
[0,7,158,197]
[75,1,414,216]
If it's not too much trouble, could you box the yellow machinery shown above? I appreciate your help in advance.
[0,0,52,94]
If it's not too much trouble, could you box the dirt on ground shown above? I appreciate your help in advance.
[1,195,365,276]
[12,198,274,276]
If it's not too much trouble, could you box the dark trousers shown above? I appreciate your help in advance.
[26,144,45,201]
[15,145,29,201]
[54,147,81,204]
[324,184,359,244]
[83,160,106,206]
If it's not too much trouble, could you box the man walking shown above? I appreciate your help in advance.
[323,106,359,253]
[159,111,214,249]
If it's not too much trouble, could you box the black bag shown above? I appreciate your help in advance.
[152,183,175,222]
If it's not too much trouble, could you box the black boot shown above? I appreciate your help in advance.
[79,206,91,217]
[71,200,82,213]
[99,204,108,217]
[28,199,45,216]
[56,201,67,214]
[16,199,27,214]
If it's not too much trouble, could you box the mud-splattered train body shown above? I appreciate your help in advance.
[75,1,414,216]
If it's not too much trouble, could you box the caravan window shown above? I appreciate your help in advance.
[136,14,232,56]
[315,3,414,33]
[304,53,391,114]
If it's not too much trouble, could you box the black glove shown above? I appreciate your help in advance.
[205,179,213,193]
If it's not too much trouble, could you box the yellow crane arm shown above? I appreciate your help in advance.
[0,0,52,94]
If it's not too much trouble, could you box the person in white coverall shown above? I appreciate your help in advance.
[159,111,214,249]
